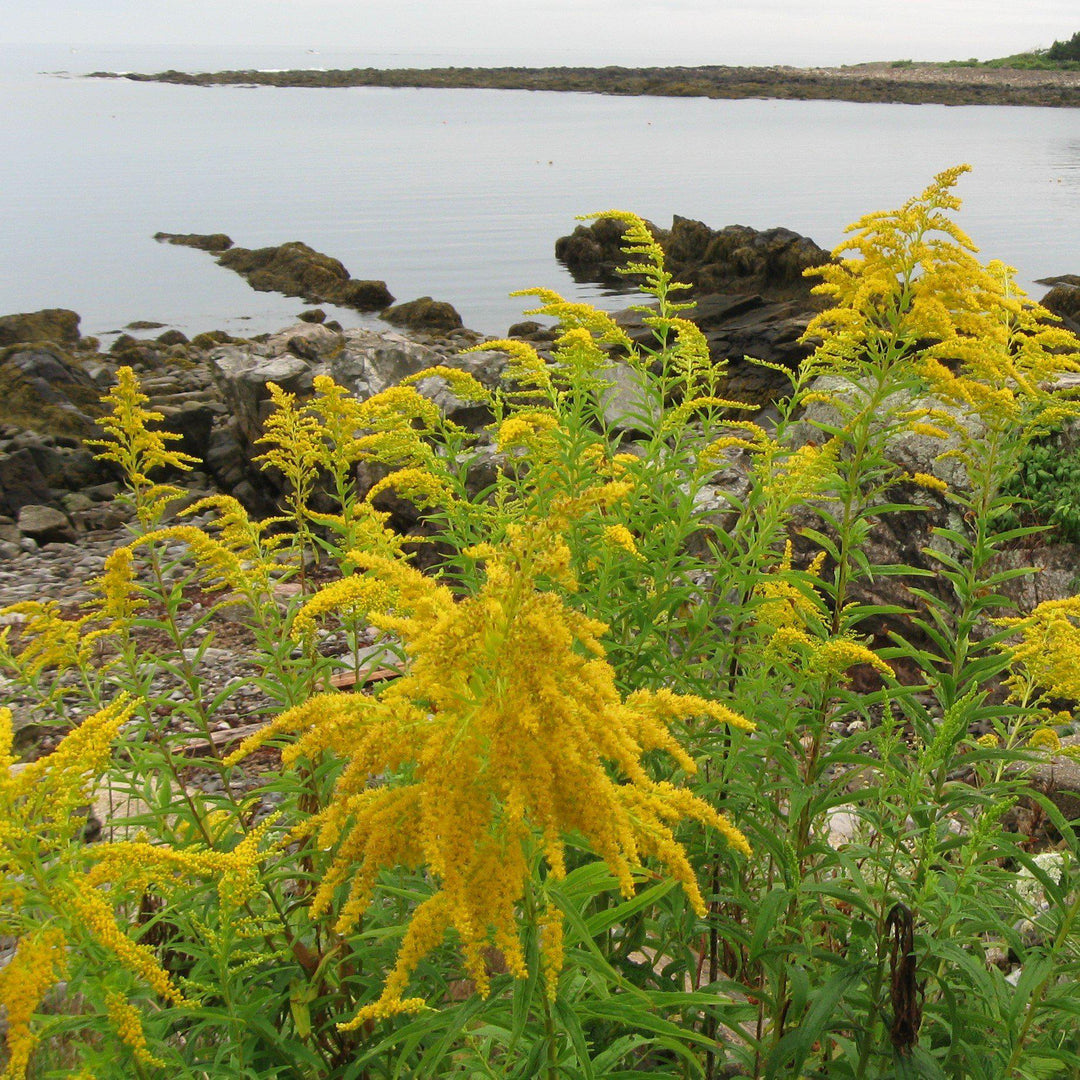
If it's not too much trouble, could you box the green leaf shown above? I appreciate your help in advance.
[764,963,865,1078]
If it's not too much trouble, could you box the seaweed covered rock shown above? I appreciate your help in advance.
[213,241,394,311]
[0,309,82,350]
[1040,280,1080,333]
[381,296,464,333]
[154,231,234,252]
[556,216,832,301]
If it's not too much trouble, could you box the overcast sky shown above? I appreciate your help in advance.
[4,0,1078,68]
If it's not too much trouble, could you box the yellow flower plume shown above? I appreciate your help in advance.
[229,517,752,1027]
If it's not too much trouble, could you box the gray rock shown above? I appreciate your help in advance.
[328,330,442,400]
[61,492,95,514]
[261,321,342,362]
[210,348,314,447]
[17,504,75,544]
[599,361,660,433]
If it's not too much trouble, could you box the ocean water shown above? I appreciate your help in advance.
[1,43,1078,340]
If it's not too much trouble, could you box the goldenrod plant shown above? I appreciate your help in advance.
[2,169,1080,1078]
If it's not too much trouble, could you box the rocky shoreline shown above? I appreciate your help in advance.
[89,62,1080,108]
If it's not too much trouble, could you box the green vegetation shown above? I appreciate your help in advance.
[1001,426,1080,543]
[945,32,1080,70]
[4,169,1080,1078]
[1048,31,1080,63]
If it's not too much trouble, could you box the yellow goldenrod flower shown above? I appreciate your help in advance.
[602,524,642,558]
[997,595,1080,704]
[1028,726,1062,753]
[69,887,189,1007]
[365,466,453,510]
[290,573,398,646]
[755,541,827,632]
[105,992,166,1069]
[495,411,560,453]
[909,471,949,495]
[0,928,67,1079]
[401,364,492,404]
[229,516,752,1027]
[88,367,198,526]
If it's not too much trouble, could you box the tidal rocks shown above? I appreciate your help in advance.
[154,231,235,252]
[0,309,82,350]
[95,64,1080,110]
[382,296,465,333]
[213,241,394,312]
[556,216,833,301]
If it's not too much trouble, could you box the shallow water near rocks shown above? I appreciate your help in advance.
[1,43,1078,340]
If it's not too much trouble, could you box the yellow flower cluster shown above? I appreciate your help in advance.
[1,692,280,1075]
[401,364,492,404]
[0,928,67,1079]
[761,439,840,508]
[800,166,1080,437]
[105,991,166,1068]
[754,542,827,631]
[907,471,949,495]
[997,595,1080,704]
[1028,727,1062,753]
[364,466,452,510]
[582,211,694,316]
[228,515,752,1026]
[602,523,642,558]
[496,410,561,453]
[511,288,635,350]
[766,626,892,680]
[1,698,134,837]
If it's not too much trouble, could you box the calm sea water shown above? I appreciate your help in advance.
[1,44,1078,339]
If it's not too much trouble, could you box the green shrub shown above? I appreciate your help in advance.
[1000,427,1080,543]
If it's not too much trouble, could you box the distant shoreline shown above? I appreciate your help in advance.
[87,62,1080,108]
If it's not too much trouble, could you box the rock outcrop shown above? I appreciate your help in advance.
[556,216,833,301]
